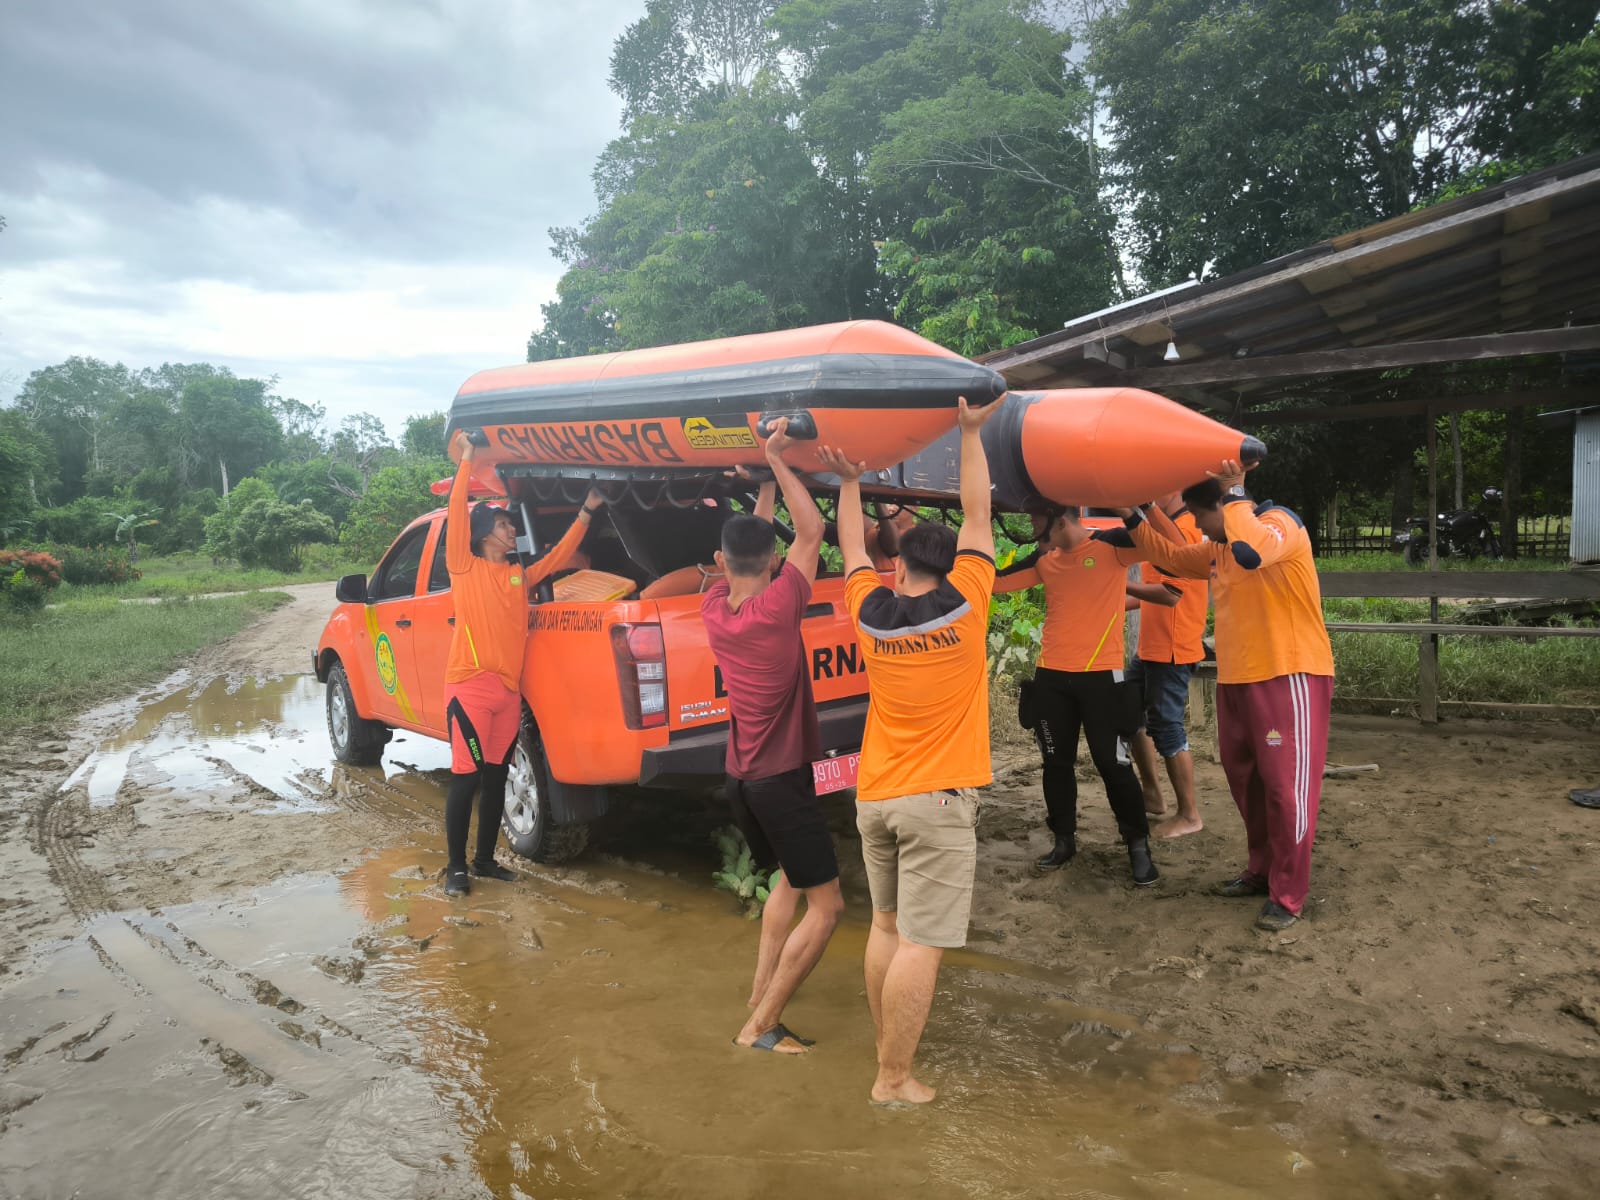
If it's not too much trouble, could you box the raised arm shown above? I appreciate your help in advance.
[763,418,822,584]
[753,480,776,523]
[446,431,476,574]
[955,394,1005,558]
[817,446,871,576]
[526,487,605,589]
[1127,518,1215,579]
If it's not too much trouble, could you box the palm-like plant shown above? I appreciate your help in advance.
[104,509,159,563]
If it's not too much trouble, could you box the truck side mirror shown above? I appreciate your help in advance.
[335,573,369,604]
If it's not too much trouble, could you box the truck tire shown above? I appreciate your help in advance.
[502,710,589,864]
[326,660,388,766]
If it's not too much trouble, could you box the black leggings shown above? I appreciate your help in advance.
[445,759,511,871]
[1031,667,1149,844]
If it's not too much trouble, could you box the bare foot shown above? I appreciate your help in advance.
[1153,814,1203,839]
[1143,791,1168,817]
[871,1075,937,1104]
[735,1025,808,1055]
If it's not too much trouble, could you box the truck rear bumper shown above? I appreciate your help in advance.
[637,698,868,790]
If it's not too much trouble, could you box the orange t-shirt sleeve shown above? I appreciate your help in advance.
[844,565,881,620]
[446,457,475,576]
[1130,518,1213,579]
[1221,503,1295,570]
[525,511,589,588]
[950,550,996,610]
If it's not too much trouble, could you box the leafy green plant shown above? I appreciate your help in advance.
[54,544,139,586]
[711,825,776,919]
[0,549,62,612]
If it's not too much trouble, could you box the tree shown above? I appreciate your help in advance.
[339,462,446,564]
[228,497,336,572]
[103,508,160,563]
[1093,0,1504,285]
[11,358,136,501]
[401,412,449,460]
[179,373,283,496]
[329,413,396,496]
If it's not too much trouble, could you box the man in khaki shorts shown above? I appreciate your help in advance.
[819,392,1003,1105]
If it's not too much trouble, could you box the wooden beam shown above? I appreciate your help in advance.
[1082,342,1130,370]
[1248,388,1588,426]
[1116,325,1600,387]
[1317,570,1600,598]
[1324,622,1600,636]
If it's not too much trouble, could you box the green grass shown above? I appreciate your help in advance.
[1330,628,1600,707]
[56,551,369,600]
[1315,552,1574,572]
[0,592,291,731]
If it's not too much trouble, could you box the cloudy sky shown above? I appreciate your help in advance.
[0,0,644,437]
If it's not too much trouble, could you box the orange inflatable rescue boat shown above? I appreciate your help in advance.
[447,320,1005,475]
[445,320,1265,509]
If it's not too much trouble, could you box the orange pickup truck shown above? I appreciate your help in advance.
[313,477,874,863]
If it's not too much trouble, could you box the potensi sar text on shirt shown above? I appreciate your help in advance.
[867,624,964,655]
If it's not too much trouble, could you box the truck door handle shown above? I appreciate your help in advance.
[447,617,455,625]
[395,619,412,628]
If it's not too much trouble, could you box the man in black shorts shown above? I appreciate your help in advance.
[702,420,843,1054]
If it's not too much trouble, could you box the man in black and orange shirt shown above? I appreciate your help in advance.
[819,393,1002,1107]
[995,506,1159,886]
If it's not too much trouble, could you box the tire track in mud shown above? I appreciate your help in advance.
[79,913,411,1096]
[30,787,113,920]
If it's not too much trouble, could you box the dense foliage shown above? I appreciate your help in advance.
[3,1,1594,567]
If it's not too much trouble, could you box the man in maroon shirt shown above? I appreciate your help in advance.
[702,419,843,1055]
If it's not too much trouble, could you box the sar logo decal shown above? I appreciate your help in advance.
[375,632,399,695]
[509,573,522,586]
[1083,556,1096,568]
[683,415,758,450]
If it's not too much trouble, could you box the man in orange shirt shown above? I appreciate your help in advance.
[1124,461,1334,931]
[442,432,603,897]
[1124,493,1208,839]
[819,393,1003,1106]
[995,507,1159,886]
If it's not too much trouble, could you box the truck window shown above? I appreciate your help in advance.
[370,525,430,602]
[428,522,451,593]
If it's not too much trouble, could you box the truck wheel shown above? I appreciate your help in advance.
[326,660,387,766]
[502,712,589,864]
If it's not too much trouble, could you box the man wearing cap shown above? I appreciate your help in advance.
[442,431,604,896]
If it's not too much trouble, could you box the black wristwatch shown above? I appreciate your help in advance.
[583,503,602,516]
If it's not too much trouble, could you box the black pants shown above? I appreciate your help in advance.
[1031,667,1149,844]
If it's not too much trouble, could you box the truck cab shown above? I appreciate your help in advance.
[314,472,874,863]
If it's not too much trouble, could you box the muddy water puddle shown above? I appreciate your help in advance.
[6,851,1461,1199]
[4,675,1478,1197]
[61,673,451,813]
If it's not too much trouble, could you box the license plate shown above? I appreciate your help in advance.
[812,753,860,795]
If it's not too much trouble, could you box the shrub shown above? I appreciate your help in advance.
[54,544,140,586]
[0,549,62,613]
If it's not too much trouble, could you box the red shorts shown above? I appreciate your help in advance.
[444,673,522,773]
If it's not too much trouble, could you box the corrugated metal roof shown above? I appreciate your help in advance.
[984,152,1600,414]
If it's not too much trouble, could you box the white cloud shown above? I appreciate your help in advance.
[0,0,643,438]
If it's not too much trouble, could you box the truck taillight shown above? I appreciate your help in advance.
[610,622,667,730]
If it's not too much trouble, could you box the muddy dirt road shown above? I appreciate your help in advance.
[1,583,1596,1198]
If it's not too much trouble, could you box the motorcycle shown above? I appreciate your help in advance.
[1394,488,1504,565]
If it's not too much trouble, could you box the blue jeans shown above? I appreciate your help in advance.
[1126,658,1194,758]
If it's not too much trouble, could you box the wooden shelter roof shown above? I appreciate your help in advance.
[982,152,1600,419]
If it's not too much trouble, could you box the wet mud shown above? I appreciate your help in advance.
[0,590,1596,1197]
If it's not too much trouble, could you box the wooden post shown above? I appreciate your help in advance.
[1419,633,1440,723]
[1423,408,1440,722]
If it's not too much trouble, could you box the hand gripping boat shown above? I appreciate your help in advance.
[446,321,1265,510]
[446,320,1007,476]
